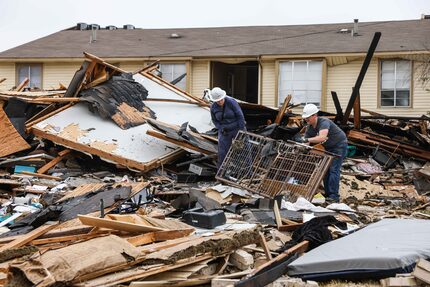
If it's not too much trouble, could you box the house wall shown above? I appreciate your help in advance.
[191,60,210,98]
[43,62,82,89]
[119,61,145,73]
[325,59,430,116]
[0,63,16,89]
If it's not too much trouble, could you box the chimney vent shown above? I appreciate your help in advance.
[106,25,117,30]
[353,19,359,36]
[89,24,100,30]
[123,24,135,30]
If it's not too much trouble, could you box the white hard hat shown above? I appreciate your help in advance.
[302,103,319,118]
[209,87,226,102]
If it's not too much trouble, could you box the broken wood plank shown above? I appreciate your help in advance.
[273,201,282,228]
[0,221,58,252]
[37,149,71,174]
[15,77,29,92]
[78,214,166,233]
[348,129,430,161]
[127,229,194,246]
[353,90,361,129]
[0,78,6,84]
[258,232,273,260]
[19,171,62,181]
[30,232,110,246]
[274,95,291,124]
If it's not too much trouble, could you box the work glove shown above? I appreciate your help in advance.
[221,127,228,135]
[292,133,308,144]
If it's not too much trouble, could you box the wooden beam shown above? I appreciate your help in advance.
[342,32,381,125]
[353,90,361,129]
[274,95,291,124]
[78,214,166,233]
[273,201,282,228]
[331,91,343,122]
[19,171,62,181]
[0,221,58,252]
[244,241,309,279]
[37,149,71,174]
[15,78,29,92]
[348,129,430,161]
[30,232,110,246]
[0,78,6,84]
[258,232,273,260]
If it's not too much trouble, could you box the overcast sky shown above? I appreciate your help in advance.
[0,0,429,52]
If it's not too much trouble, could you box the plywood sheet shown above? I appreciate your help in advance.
[0,106,30,157]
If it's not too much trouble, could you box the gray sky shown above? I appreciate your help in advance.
[0,0,429,52]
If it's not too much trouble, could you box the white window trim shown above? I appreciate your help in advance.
[380,60,412,108]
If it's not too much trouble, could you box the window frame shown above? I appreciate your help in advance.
[277,59,324,107]
[157,62,189,91]
[15,63,43,89]
[379,59,412,108]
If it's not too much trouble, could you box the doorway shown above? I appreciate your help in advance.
[210,61,259,103]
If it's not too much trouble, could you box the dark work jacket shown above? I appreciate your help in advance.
[210,96,245,133]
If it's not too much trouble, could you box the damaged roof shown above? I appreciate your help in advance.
[1,19,430,58]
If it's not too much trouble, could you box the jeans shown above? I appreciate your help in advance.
[217,128,239,169]
[323,143,348,201]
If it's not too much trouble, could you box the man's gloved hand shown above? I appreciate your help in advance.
[292,133,308,144]
[221,127,228,135]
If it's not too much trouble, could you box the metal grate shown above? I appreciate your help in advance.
[216,131,333,201]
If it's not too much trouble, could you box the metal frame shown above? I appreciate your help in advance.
[216,131,333,201]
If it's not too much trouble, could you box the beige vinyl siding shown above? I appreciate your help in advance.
[325,59,377,114]
[191,60,210,97]
[261,61,276,107]
[120,62,145,73]
[410,63,430,116]
[43,62,82,89]
[0,63,16,90]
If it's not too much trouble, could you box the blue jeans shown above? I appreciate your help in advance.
[323,143,347,201]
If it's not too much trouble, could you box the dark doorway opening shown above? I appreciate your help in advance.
[211,61,259,103]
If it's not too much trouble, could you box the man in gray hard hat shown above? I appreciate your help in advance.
[298,103,348,202]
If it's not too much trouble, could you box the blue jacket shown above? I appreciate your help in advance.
[210,96,245,133]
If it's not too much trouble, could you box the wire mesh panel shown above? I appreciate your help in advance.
[216,131,333,201]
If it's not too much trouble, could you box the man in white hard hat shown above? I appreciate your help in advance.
[209,87,246,169]
[299,103,347,202]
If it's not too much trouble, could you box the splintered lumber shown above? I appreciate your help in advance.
[0,221,58,252]
[348,129,430,161]
[273,201,282,228]
[259,233,273,260]
[274,95,291,124]
[129,270,250,287]
[244,240,309,279]
[0,106,31,157]
[15,77,29,92]
[127,229,195,246]
[37,149,71,174]
[30,232,111,246]
[19,171,62,181]
[76,255,214,287]
[78,214,167,233]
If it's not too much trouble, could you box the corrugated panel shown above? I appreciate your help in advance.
[43,62,82,89]
[261,61,276,107]
[191,60,209,97]
[0,63,15,90]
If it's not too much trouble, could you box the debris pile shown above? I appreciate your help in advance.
[0,52,428,287]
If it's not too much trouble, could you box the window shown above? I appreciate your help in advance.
[158,63,187,90]
[278,60,322,107]
[380,60,411,107]
[16,64,42,89]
